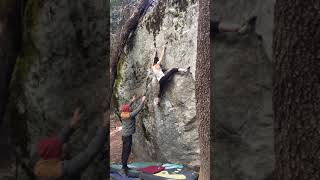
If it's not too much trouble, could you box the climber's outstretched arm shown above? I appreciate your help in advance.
[57,126,75,143]
[130,96,146,117]
[58,108,82,143]
[158,45,166,65]
[128,95,138,107]
[63,114,108,176]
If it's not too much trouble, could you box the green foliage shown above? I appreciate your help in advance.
[113,54,126,105]
[145,0,166,39]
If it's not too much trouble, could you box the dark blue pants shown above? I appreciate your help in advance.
[122,135,132,168]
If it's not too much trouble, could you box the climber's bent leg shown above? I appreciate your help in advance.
[121,135,132,169]
[158,81,165,98]
[157,68,178,98]
[157,67,190,98]
[162,68,179,82]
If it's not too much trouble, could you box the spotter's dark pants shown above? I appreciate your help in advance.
[122,135,132,169]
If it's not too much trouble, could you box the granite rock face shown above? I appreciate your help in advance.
[211,0,275,179]
[5,0,108,179]
[112,0,200,167]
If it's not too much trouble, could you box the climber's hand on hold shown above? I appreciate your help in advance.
[70,107,82,129]
[162,42,168,49]
[141,96,146,102]
[131,95,137,101]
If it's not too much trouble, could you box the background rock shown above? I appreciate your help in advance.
[5,0,108,179]
[112,0,200,167]
[211,0,275,178]
[211,0,275,60]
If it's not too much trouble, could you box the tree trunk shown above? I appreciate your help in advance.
[110,0,150,99]
[196,0,210,179]
[0,0,23,177]
[0,0,23,124]
[273,1,320,180]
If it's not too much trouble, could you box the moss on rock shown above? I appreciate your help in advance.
[5,55,37,159]
[172,0,189,12]
[4,0,41,159]
[113,54,126,108]
[24,0,45,31]
[145,0,166,39]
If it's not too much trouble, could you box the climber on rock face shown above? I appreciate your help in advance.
[119,95,146,176]
[30,108,108,180]
[211,16,257,36]
[152,44,190,105]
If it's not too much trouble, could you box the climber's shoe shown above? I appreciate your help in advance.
[181,66,191,74]
[186,66,191,73]
[154,97,160,106]
[248,16,257,27]
[119,167,130,177]
[178,67,190,73]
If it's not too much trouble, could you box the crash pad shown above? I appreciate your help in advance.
[138,165,165,174]
[162,163,184,169]
[110,164,140,178]
[181,170,199,180]
[110,172,139,180]
[139,171,199,180]
[139,173,169,180]
[127,162,162,169]
[154,171,186,179]
[110,162,198,180]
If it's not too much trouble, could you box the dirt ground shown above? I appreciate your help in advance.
[110,116,134,164]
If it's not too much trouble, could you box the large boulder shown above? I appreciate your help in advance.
[113,0,200,167]
[5,0,108,179]
[211,2,275,179]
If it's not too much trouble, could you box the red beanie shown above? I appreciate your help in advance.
[36,137,63,160]
[120,104,130,112]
